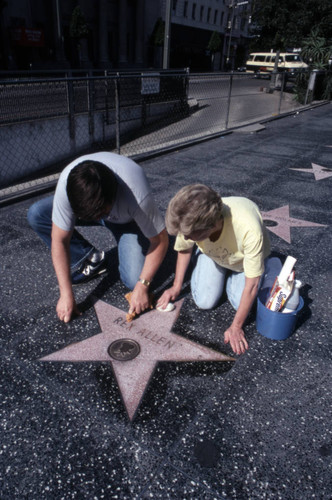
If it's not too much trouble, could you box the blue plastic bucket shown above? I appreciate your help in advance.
[256,287,304,340]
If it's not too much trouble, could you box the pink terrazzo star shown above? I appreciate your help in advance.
[290,163,332,181]
[40,299,234,421]
[261,205,327,243]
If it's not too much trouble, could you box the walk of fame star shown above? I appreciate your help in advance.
[40,299,234,421]
[290,163,332,181]
[261,205,327,243]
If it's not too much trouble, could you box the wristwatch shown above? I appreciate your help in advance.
[137,278,151,287]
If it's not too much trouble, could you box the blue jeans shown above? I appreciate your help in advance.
[191,251,277,311]
[27,195,149,289]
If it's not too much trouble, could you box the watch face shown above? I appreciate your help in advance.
[139,279,150,286]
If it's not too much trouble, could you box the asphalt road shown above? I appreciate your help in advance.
[119,75,302,156]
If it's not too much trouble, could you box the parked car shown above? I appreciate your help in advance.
[246,52,308,78]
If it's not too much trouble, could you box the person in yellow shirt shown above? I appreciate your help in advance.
[157,184,271,355]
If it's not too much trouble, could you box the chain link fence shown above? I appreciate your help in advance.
[0,69,329,203]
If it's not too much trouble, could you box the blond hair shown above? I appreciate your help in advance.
[166,184,223,236]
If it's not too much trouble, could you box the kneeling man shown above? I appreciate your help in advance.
[28,152,168,323]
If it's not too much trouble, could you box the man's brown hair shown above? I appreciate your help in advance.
[66,160,118,220]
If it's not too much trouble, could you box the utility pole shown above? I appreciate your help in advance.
[163,0,172,69]
[226,4,235,68]
[53,0,68,66]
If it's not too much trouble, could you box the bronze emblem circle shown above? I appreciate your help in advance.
[108,339,140,361]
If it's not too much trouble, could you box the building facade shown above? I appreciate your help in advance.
[0,0,252,71]
[168,0,252,70]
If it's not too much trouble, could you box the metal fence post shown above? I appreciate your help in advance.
[87,72,95,137]
[225,73,233,130]
[104,70,110,125]
[304,72,312,105]
[185,67,190,99]
[67,77,75,140]
[305,69,318,105]
[277,72,285,115]
[114,73,121,154]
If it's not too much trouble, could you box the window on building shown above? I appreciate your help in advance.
[207,7,211,22]
[234,16,239,30]
[220,12,224,26]
[11,16,26,27]
[214,10,218,24]
[192,3,196,20]
[200,6,204,21]
[184,1,188,17]
[172,0,178,11]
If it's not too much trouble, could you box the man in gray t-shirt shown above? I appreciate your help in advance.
[27,152,168,323]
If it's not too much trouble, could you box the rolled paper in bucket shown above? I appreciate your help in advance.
[256,288,304,340]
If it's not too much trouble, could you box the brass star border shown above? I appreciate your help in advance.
[40,299,234,421]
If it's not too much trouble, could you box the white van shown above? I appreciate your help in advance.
[246,52,308,77]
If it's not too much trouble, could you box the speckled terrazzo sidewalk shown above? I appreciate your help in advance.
[0,103,331,499]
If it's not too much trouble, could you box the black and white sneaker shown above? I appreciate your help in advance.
[71,250,107,285]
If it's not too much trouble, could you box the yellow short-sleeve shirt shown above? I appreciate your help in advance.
[174,197,270,278]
